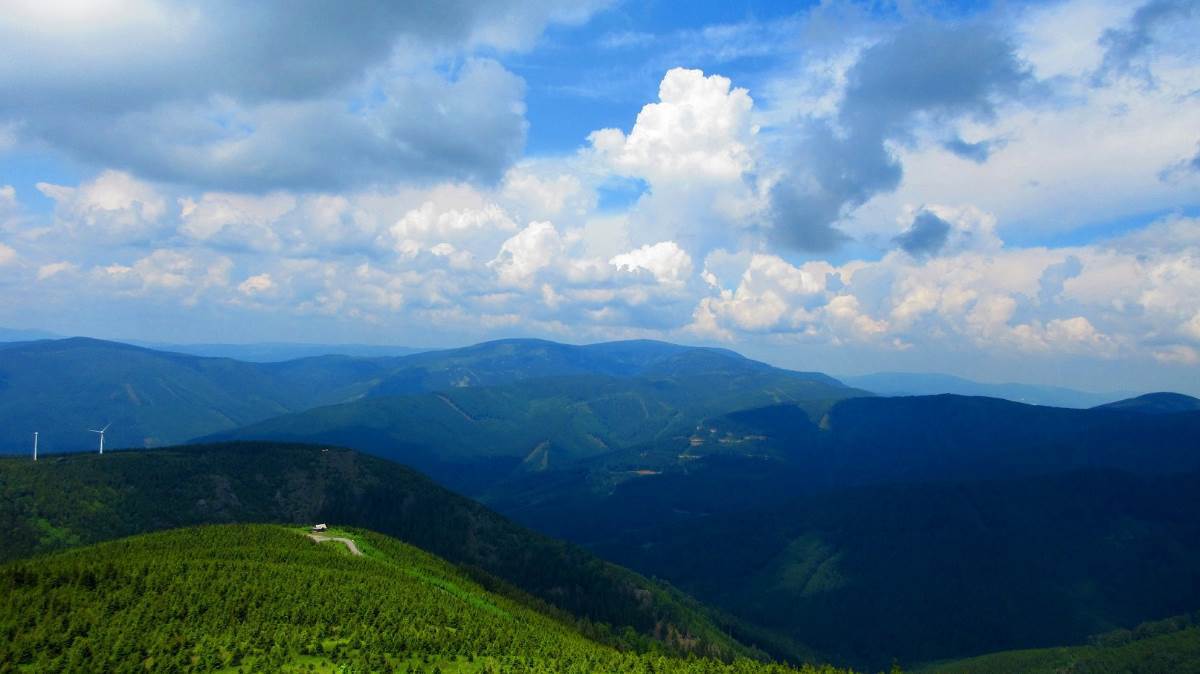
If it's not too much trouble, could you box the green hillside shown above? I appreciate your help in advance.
[0,524,849,673]
[0,442,754,659]
[916,614,1200,674]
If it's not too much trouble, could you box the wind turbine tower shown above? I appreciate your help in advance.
[33,431,38,462]
[89,423,110,455]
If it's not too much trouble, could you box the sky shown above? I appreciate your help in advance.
[1,0,1199,394]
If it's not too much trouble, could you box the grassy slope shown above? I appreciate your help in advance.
[0,524,850,673]
[0,442,753,660]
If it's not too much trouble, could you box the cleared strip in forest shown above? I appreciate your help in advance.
[435,393,476,422]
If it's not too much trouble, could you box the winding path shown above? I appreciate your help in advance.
[308,534,363,556]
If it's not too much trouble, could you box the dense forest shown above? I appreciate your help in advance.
[593,468,1200,667]
[0,524,854,673]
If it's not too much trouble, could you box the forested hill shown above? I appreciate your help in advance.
[0,524,849,673]
[207,362,861,494]
[362,338,845,396]
[0,442,754,660]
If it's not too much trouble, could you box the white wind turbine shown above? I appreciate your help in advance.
[89,423,110,454]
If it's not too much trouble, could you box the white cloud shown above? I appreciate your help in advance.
[179,192,294,251]
[585,68,765,249]
[37,261,76,280]
[94,249,232,304]
[37,170,166,241]
[1154,344,1199,365]
[501,165,595,223]
[237,273,274,296]
[1184,312,1200,341]
[688,212,1200,365]
[0,242,15,266]
[490,221,563,287]
[591,67,756,184]
[0,185,16,213]
[689,254,833,334]
[389,189,517,255]
[609,241,693,286]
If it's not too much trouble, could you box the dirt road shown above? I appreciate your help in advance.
[308,533,363,556]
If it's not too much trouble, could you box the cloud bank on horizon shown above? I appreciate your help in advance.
[0,0,1199,393]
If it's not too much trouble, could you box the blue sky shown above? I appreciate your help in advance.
[1,0,1199,394]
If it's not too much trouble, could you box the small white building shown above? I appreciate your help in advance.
[311,523,328,532]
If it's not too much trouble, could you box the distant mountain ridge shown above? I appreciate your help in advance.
[841,371,1135,408]
[0,335,854,456]
[364,337,844,397]
[133,340,427,362]
[1096,392,1200,414]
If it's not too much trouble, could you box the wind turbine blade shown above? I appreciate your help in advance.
[101,423,111,432]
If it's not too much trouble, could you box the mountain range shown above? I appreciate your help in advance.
[3,334,1199,669]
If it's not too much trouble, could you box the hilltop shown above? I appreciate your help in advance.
[0,524,847,673]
